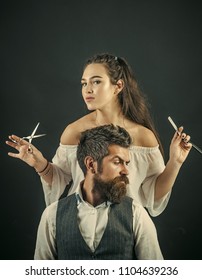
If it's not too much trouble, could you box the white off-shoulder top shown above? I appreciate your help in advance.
[41,144,170,217]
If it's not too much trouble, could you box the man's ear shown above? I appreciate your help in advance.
[114,79,124,95]
[84,156,97,174]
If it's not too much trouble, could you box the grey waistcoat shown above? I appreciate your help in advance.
[56,194,136,260]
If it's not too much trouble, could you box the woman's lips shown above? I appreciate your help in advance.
[85,97,95,102]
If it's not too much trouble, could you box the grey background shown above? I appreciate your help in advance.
[1,0,202,259]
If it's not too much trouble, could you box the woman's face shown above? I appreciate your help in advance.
[81,63,117,111]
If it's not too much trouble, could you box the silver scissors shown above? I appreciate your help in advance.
[168,116,202,155]
[11,122,46,153]
[21,122,46,143]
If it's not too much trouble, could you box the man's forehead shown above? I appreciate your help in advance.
[107,145,130,159]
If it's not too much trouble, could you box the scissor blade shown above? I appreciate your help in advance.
[32,134,46,139]
[22,134,46,140]
[31,122,40,137]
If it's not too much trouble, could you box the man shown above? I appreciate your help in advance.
[34,124,163,259]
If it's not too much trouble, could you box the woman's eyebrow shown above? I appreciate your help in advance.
[81,75,103,81]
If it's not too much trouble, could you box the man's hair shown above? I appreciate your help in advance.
[77,124,132,175]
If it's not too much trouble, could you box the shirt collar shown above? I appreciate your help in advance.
[75,181,84,205]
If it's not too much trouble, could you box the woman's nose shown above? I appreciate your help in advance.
[85,83,93,93]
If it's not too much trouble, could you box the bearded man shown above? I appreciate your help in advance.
[34,124,163,260]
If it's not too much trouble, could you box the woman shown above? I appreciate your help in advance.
[6,53,192,216]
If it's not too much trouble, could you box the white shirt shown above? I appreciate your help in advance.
[34,187,163,260]
[41,144,169,216]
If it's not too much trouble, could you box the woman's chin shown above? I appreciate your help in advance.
[86,104,97,111]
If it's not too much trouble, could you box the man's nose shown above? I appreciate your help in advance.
[120,164,129,175]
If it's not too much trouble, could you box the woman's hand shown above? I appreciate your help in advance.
[169,126,192,165]
[6,134,47,172]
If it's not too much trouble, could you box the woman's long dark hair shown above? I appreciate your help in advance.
[84,53,164,155]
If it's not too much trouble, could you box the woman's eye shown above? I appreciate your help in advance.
[93,80,101,85]
[81,83,87,87]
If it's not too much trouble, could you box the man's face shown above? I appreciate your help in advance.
[93,145,130,203]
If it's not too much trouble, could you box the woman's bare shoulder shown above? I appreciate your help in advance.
[129,123,158,147]
[60,113,96,145]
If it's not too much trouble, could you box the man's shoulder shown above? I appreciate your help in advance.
[57,193,78,211]
[131,199,152,219]
[45,200,59,213]
[40,200,59,224]
[43,194,76,218]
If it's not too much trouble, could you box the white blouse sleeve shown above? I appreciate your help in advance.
[128,146,169,217]
[41,144,75,206]
[141,147,170,217]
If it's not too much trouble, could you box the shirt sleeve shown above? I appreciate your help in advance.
[132,202,164,260]
[129,146,170,217]
[141,147,171,217]
[34,202,58,260]
[41,144,75,206]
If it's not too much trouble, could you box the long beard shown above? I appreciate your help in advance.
[93,174,129,203]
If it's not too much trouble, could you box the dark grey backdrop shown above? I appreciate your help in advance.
[1,0,202,260]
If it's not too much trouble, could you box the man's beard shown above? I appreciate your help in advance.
[93,174,129,204]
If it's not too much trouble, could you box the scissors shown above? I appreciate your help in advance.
[168,116,202,155]
[11,122,46,153]
[21,122,46,143]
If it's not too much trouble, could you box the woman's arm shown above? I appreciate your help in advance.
[155,126,192,201]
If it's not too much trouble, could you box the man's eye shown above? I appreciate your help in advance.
[81,83,87,87]
[114,161,120,165]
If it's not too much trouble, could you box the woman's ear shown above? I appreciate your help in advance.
[115,79,124,95]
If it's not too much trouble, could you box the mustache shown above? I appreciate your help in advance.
[112,175,129,185]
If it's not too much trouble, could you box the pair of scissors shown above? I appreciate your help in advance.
[22,122,46,143]
[11,122,46,153]
[22,122,46,153]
